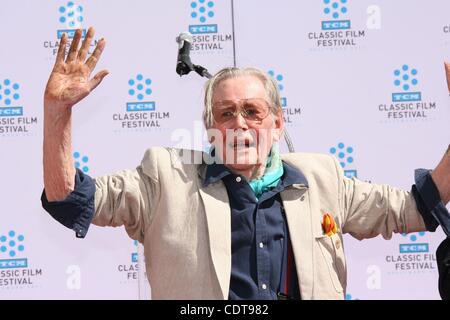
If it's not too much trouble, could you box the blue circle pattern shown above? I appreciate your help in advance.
[268,70,285,92]
[73,151,89,173]
[191,0,214,23]
[128,75,153,101]
[402,232,426,242]
[59,2,83,27]
[323,0,347,19]
[329,142,354,168]
[0,231,25,258]
[0,79,21,105]
[393,65,418,92]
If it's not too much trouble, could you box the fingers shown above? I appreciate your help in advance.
[77,27,95,62]
[445,62,450,92]
[88,70,109,91]
[54,33,68,69]
[66,29,83,63]
[86,38,106,71]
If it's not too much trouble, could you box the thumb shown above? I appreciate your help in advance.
[89,70,109,92]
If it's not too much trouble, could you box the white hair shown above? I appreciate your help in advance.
[203,67,282,128]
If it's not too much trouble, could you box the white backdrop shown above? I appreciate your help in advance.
[0,0,449,299]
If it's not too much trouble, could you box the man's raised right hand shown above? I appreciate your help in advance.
[44,27,108,109]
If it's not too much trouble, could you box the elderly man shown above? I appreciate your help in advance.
[41,27,450,300]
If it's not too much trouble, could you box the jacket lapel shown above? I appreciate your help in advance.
[171,149,232,299]
[198,182,232,300]
[280,185,314,299]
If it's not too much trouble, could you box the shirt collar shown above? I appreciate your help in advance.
[280,161,309,188]
[203,162,233,187]
[203,160,308,188]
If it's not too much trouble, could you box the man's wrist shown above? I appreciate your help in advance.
[431,146,450,204]
[44,101,72,130]
[44,99,72,113]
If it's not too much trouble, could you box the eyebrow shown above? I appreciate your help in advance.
[213,98,264,105]
[213,100,235,104]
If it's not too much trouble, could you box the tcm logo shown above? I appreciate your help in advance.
[399,232,428,253]
[73,151,89,173]
[392,65,421,102]
[126,74,155,112]
[329,142,357,178]
[322,0,351,30]
[131,240,138,263]
[0,79,23,117]
[57,1,86,39]
[268,70,287,107]
[0,230,27,269]
[189,0,218,34]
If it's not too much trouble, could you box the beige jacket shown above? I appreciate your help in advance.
[93,147,426,299]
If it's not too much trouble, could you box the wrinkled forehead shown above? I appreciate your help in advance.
[213,98,270,109]
[212,75,268,103]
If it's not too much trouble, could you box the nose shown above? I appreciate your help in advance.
[231,112,249,130]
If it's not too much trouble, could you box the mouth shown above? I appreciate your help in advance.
[228,140,256,149]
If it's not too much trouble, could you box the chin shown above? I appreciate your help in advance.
[223,147,260,167]
[226,162,256,171]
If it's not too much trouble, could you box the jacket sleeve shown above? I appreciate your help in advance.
[411,169,450,236]
[333,156,428,240]
[41,168,96,238]
[41,148,161,242]
[92,149,161,243]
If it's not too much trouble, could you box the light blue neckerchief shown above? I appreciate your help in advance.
[248,144,284,200]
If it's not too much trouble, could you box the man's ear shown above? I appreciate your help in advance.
[272,109,285,142]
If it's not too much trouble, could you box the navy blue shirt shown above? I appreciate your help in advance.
[204,162,305,299]
[41,165,450,299]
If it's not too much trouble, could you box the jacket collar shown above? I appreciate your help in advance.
[202,160,309,189]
